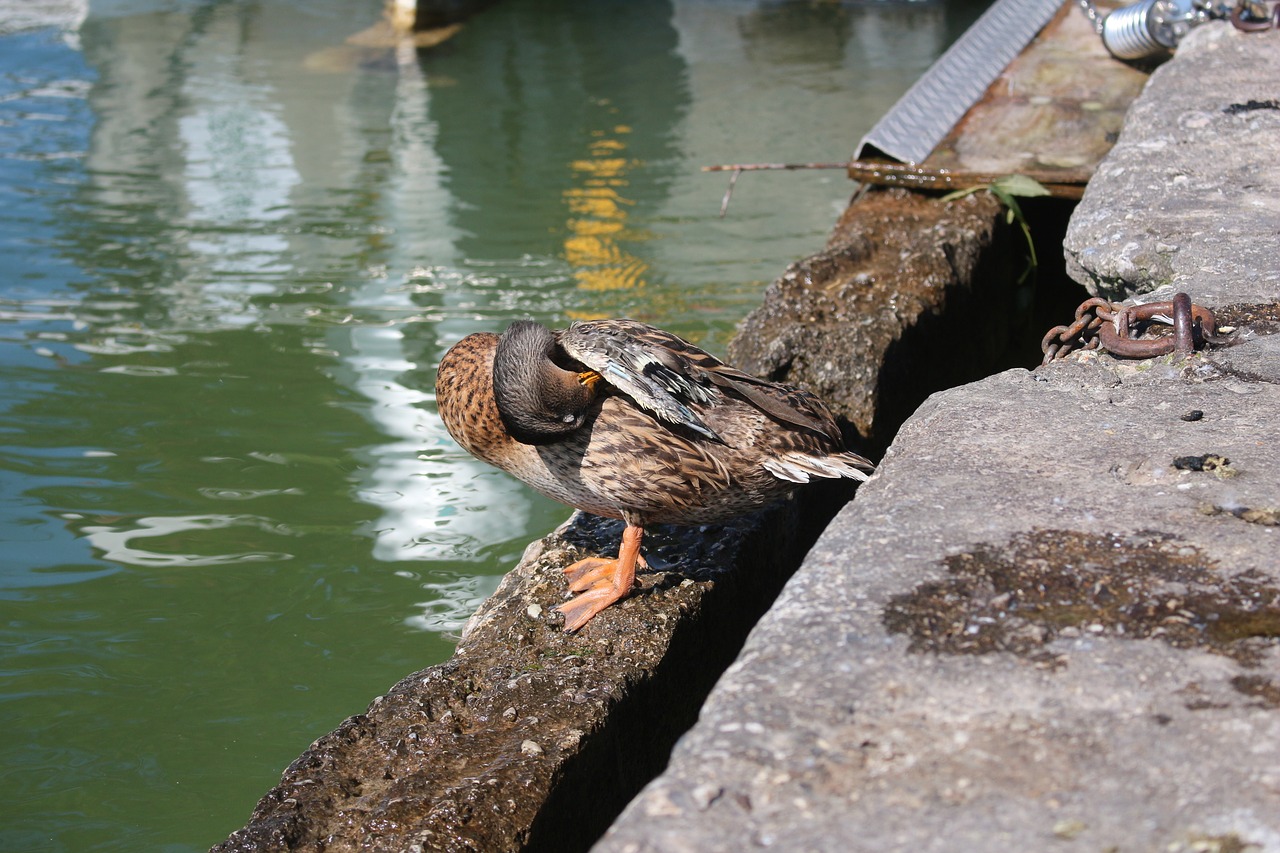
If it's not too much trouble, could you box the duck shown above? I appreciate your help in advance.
[434,318,874,632]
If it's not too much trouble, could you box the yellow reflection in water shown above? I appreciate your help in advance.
[562,123,649,294]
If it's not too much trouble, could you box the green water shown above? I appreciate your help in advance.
[0,0,982,848]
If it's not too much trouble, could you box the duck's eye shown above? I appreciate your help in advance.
[560,413,576,424]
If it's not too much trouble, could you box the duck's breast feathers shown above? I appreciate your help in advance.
[558,319,843,446]
[435,332,503,456]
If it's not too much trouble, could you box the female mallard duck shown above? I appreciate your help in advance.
[435,318,874,632]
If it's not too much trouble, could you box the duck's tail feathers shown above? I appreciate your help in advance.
[763,451,874,484]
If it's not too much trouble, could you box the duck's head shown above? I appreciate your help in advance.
[493,320,595,444]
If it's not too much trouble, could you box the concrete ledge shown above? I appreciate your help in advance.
[213,491,849,852]
[728,187,1016,450]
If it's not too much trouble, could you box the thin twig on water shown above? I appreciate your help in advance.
[703,159,1084,216]
[706,162,850,217]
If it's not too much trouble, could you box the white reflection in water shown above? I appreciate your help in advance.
[0,0,86,39]
[96,364,178,376]
[401,572,503,634]
[198,487,305,501]
[76,4,300,334]
[176,19,298,327]
[340,319,535,564]
[334,45,535,568]
[78,513,295,567]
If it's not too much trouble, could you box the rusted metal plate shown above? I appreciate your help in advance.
[852,1,1152,196]
[856,0,1066,166]
[926,1,1151,182]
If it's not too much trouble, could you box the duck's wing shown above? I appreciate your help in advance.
[699,366,844,446]
[558,320,722,441]
[559,319,844,446]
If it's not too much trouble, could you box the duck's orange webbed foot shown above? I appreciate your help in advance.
[562,553,648,592]
[555,524,644,632]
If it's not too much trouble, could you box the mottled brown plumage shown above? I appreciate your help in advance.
[435,318,874,631]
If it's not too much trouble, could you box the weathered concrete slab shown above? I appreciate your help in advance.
[598,332,1280,853]
[598,25,1280,853]
[1065,25,1280,302]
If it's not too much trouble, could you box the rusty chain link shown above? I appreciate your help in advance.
[1041,292,1223,364]
[1041,297,1114,362]
[1232,0,1280,29]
